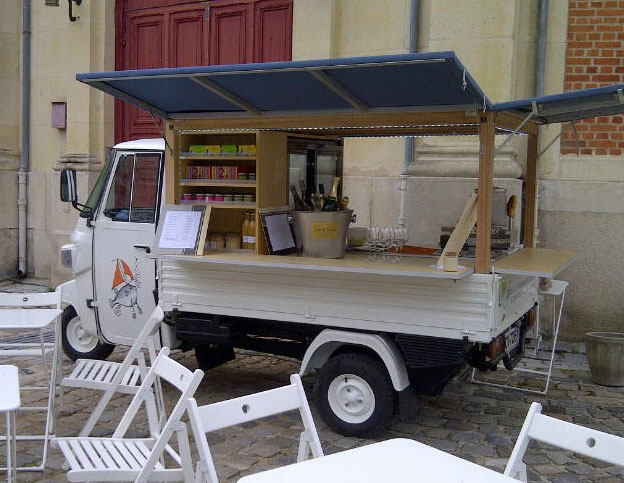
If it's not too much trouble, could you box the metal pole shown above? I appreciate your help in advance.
[18,0,31,276]
[398,0,419,229]
[535,0,548,97]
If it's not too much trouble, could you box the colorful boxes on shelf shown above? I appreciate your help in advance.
[185,165,255,180]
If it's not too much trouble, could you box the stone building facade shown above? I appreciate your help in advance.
[0,0,622,340]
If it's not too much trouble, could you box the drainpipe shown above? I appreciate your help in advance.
[398,0,418,229]
[532,0,548,246]
[18,0,31,276]
[535,0,548,96]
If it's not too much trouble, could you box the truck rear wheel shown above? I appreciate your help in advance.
[314,352,395,437]
[62,306,114,361]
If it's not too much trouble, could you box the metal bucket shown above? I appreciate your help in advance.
[586,332,624,386]
[293,210,353,258]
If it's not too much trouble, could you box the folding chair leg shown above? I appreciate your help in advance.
[297,431,312,462]
[176,423,195,483]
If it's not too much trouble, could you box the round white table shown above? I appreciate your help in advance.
[0,365,20,482]
[237,438,518,483]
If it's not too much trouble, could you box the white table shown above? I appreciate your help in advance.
[0,307,62,472]
[0,365,20,482]
[237,438,518,483]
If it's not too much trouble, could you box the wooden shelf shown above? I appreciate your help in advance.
[180,202,256,210]
[179,154,256,161]
[179,180,256,188]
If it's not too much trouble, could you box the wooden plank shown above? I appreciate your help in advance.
[493,248,577,278]
[436,193,478,267]
[176,111,478,133]
[165,123,177,204]
[161,252,475,280]
[475,111,495,273]
[256,131,288,255]
[523,132,539,247]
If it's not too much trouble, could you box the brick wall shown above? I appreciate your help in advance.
[561,1,624,156]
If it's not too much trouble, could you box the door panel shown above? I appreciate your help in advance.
[93,152,163,346]
[124,12,166,141]
[209,2,253,64]
[254,0,292,62]
[170,8,209,67]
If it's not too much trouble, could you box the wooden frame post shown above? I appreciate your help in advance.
[475,111,495,273]
[523,131,538,248]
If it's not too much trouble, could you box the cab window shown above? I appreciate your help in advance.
[102,152,161,223]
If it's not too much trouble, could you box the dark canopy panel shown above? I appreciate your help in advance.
[76,52,490,119]
[494,83,624,124]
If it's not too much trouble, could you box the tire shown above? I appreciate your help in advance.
[61,306,115,361]
[314,352,396,437]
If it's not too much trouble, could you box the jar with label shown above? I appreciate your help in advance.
[234,194,245,203]
[248,172,256,181]
[195,193,206,202]
[224,194,234,202]
[181,193,193,202]
[226,232,242,250]
[243,194,254,203]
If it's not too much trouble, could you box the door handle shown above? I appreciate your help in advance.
[134,244,151,254]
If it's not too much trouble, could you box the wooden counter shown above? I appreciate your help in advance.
[160,251,475,280]
[492,248,577,278]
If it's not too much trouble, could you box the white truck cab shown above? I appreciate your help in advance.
[59,139,167,359]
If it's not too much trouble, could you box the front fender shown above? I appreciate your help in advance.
[56,280,98,336]
[299,329,410,391]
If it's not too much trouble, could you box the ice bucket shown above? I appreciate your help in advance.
[293,210,353,259]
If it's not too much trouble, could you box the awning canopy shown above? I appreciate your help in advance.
[494,83,624,124]
[76,52,490,119]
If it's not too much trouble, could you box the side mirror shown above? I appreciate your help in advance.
[60,168,77,203]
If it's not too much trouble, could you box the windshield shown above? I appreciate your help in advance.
[81,149,115,218]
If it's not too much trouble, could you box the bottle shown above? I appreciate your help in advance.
[340,196,349,211]
[322,176,340,212]
[290,185,304,211]
[242,213,250,249]
[248,212,256,251]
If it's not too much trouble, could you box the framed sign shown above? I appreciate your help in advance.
[156,204,211,255]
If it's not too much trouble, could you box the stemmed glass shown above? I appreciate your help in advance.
[365,227,375,260]
[380,227,393,261]
[393,228,405,260]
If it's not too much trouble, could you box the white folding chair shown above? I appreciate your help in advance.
[0,289,63,471]
[62,305,166,437]
[188,373,323,483]
[53,346,204,482]
[505,402,624,481]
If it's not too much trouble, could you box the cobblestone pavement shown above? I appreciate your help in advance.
[2,279,624,482]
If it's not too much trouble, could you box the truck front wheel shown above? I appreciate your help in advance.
[314,352,395,437]
[62,306,114,361]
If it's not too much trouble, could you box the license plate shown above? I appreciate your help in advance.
[504,325,521,353]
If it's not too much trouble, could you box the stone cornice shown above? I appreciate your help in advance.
[54,153,102,171]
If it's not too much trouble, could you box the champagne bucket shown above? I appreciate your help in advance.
[293,210,354,258]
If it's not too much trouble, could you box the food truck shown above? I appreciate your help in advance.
[58,51,622,436]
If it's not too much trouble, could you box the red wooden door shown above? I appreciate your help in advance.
[116,1,209,142]
[116,0,292,142]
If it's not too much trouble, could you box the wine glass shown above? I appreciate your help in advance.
[393,227,405,260]
[380,227,393,261]
[365,227,375,261]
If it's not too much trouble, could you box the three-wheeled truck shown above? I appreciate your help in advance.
[57,51,618,436]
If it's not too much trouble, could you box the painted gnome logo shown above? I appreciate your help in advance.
[109,259,143,319]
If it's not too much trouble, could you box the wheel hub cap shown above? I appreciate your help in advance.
[328,374,375,424]
[67,317,98,353]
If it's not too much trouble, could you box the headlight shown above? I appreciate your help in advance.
[61,244,73,268]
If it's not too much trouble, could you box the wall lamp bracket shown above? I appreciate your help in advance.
[68,0,82,22]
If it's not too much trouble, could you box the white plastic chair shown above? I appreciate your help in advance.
[53,346,204,482]
[0,289,63,471]
[62,305,166,437]
[505,402,624,481]
[188,373,323,483]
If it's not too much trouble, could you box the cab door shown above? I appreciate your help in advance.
[92,151,163,346]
